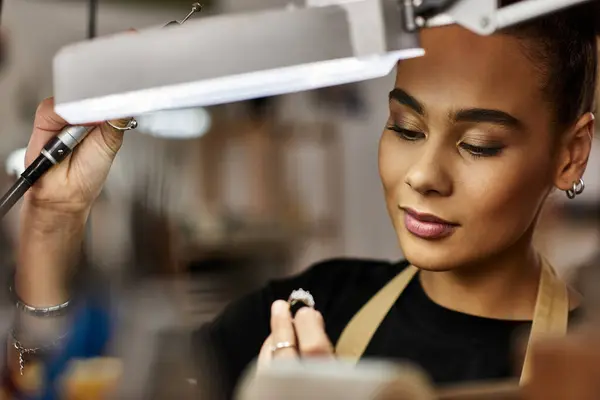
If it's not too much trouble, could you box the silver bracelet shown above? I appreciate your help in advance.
[10,286,71,317]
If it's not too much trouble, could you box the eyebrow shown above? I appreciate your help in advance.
[389,88,522,130]
[389,88,424,115]
[454,108,523,129]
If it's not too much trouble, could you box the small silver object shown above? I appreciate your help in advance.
[288,288,315,308]
[106,118,138,132]
[11,329,68,375]
[270,341,295,355]
[566,178,585,199]
[181,3,203,24]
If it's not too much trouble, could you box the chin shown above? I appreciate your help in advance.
[398,232,466,272]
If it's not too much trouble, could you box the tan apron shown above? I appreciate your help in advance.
[334,258,569,385]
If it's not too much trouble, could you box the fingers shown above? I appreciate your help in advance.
[27,98,127,167]
[266,300,334,367]
[26,98,70,165]
[270,300,297,360]
[294,307,334,357]
[33,98,68,132]
[97,119,129,156]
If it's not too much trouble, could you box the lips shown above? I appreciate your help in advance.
[402,207,458,240]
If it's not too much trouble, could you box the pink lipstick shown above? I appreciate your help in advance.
[402,208,458,240]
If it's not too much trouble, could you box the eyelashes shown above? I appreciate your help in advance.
[385,124,505,158]
[458,142,503,157]
[387,126,424,141]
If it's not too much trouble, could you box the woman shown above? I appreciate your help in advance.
[6,1,599,399]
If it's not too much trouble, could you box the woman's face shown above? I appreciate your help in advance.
[379,25,566,271]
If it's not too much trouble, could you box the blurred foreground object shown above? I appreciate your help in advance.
[522,332,600,400]
[236,359,436,400]
[60,358,122,400]
[236,340,600,400]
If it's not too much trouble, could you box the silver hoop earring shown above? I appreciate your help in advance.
[566,178,585,199]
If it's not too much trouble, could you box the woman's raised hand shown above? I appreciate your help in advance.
[257,300,334,369]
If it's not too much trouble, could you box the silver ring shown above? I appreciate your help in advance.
[106,118,138,132]
[288,288,315,308]
[270,341,295,355]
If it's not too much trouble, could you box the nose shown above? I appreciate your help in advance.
[405,144,453,197]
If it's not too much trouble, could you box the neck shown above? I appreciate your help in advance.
[419,241,541,320]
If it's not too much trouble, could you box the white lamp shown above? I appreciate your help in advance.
[52,0,423,124]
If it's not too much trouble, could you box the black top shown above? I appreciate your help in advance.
[193,258,579,399]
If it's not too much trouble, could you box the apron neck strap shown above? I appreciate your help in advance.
[334,259,570,386]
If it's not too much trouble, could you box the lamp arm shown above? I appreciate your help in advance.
[415,0,597,35]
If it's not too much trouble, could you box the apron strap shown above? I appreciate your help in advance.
[334,259,570,386]
[335,265,418,362]
[519,257,569,384]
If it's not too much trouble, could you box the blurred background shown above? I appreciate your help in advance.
[0,0,597,398]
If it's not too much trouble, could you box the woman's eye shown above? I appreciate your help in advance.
[387,125,425,141]
[459,143,504,158]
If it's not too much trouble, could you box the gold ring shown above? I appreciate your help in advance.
[106,118,138,132]
[270,341,295,355]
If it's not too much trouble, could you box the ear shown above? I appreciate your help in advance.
[554,112,595,191]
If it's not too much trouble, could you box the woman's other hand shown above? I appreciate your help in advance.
[16,98,128,307]
[257,300,334,369]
